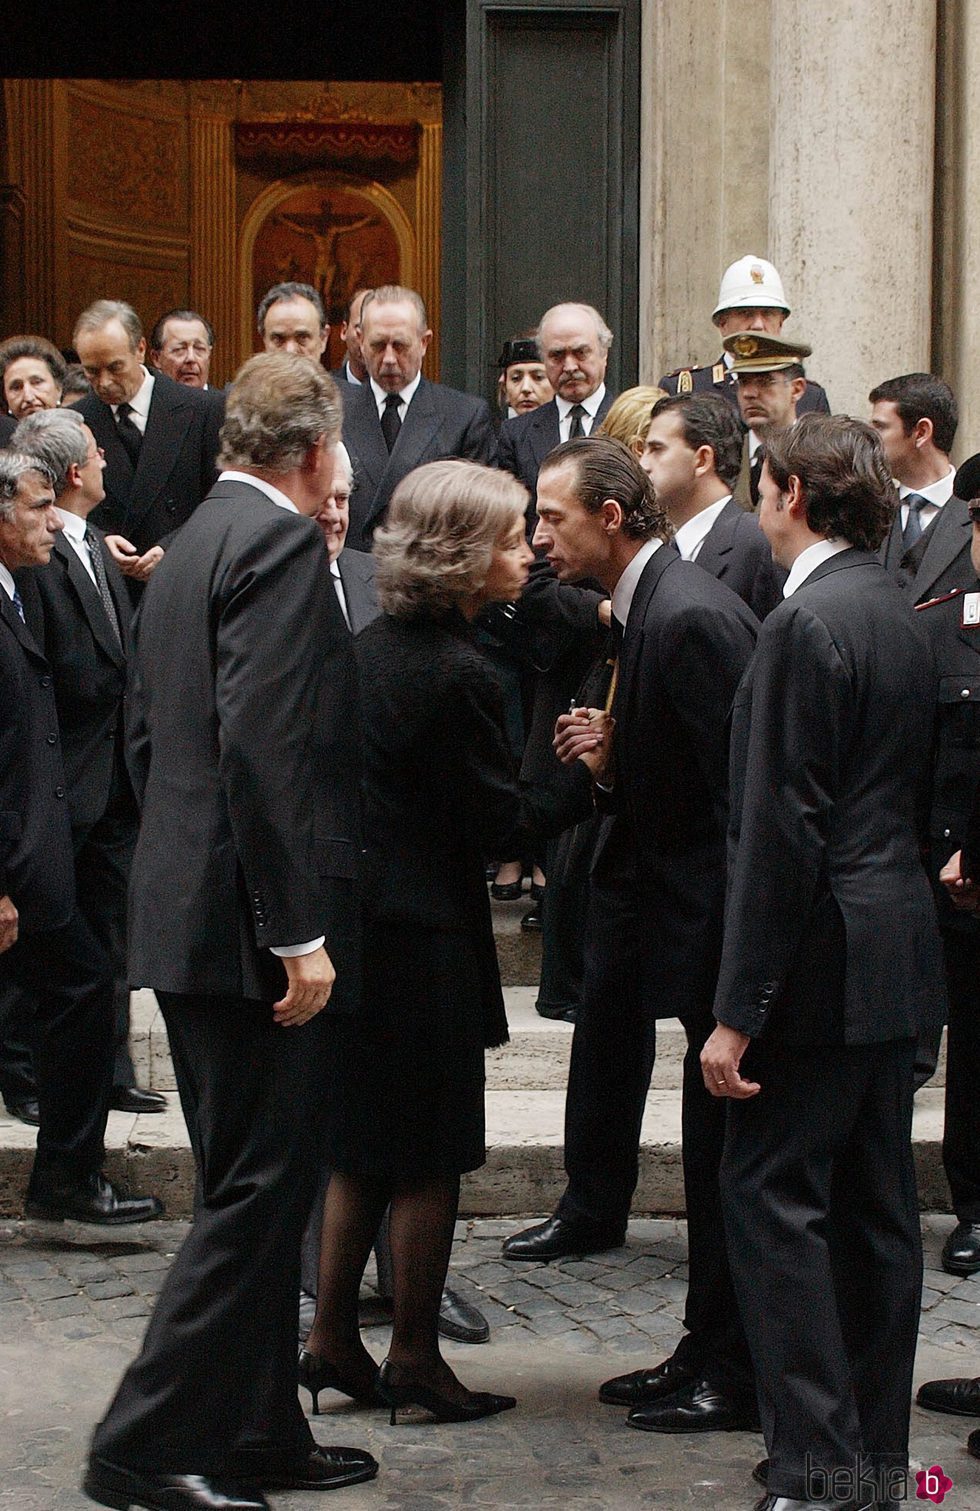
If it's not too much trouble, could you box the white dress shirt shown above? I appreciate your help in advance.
[0,562,16,604]
[216,469,324,959]
[369,370,422,425]
[557,384,607,443]
[55,508,98,587]
[898,465,956,535]
[330,560,350,629]
[672,496,731,562]
[611,537,664,629]
[342,361,362,387]
[782,538,851,598]
[111,367,154,432]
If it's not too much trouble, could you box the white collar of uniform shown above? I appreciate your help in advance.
[672,495,731,561]
[112,365,154,421]
[556,384,606,423]
[611,537,663,629]
[0,561,15,602]
[782,537,850,597]
[897,465,955,506]
[370,370,422,414]
[217,470,299,513]
[55,506,88,544]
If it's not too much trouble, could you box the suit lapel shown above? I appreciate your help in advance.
[87,400,135,502]
[693,498,739,574]
[0,584,47,662]
[336,552,377,634]
[381,377,440,485]
[345,386,388,496]
[126,379,193,527]
[529,401,561,470]
[53,532,125,667]
[910,496,972,602]
[614,543,678,719]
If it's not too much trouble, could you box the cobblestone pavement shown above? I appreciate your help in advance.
[0,1215,976,1509]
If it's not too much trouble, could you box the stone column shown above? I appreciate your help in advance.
[416,121,443,382]
[190,115,237,384]
[769,0,936,417]
[5,79,59,338]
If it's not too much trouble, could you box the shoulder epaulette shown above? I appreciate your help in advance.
[711,364,726,384]
[915,588,964,611]
[677,369,694,393]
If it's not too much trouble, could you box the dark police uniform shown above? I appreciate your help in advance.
[659,357,830,415]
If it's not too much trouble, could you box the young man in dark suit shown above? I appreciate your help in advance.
[504,437,761,1436]
[0,450,161,1226]
[341,285,496,551]
[73,299,223,591]
[639,391,784,618]
[84,355,376,1511]
[702,414,944,1510]
[13,408,164,1114]
[872,372,970,604]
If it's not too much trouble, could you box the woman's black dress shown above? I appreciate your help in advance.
[323,608,593,1182]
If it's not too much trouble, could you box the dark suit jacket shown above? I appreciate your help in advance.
[19,526,133,831]
[77,370,223,558]
[342,377,497,551]
[658,358,830,416]
[695,496,785,620]
[127,479,336,1001]
[497,390,616,525]
[0,414,16,447]
[715,550,943,1045]
[0,585,74,932]
[591,545,758,1021]
[880,492,974,604]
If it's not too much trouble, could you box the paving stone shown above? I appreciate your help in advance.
[85,1279,137,1300]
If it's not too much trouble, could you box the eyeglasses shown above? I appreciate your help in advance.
[84,447,106,463]
[968,501,980,525]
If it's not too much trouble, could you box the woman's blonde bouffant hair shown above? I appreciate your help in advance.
[374,459,529,618]
[597,385,668,455]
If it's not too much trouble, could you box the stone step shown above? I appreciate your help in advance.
[0,1082,950,1221]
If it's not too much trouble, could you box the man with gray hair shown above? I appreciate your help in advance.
[0,448,162,1226]
[13,408,164,1116]
[340,284,496,550]
[257,280,330,362]
[497,301,617,516]
[73,298,223,591]
[84,353,377,1511]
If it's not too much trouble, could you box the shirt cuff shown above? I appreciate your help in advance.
[270,937,324,958]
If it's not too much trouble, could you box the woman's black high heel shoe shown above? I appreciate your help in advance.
[377,1358,516,1425]
[298,1348,381,1414]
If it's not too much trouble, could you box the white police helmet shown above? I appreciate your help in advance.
[712,256,790,321]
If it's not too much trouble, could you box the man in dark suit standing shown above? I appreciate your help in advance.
[257,280,330,364]
[658,254,831,417]
[504,438,761,1436]
[0,450,161,1225]
[725,331,810,508]
[330,288,372,386]
[702,415,944,1510]
[342,285,496,551]
[639,392,785,618]
[13,408,164,1114]
[871,372,971,604]
[497,302,616,520]
[73,299,222,592]
[84,355,376,1511]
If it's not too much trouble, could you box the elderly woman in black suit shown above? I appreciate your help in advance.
[301,459,600,1424]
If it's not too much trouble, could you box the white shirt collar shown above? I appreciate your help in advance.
[556,384,606,422]
[370,370,422,415]
[611,537,664,629]
[55,507,87,544]
[672,495,731,562]
[112,365,154,423]
[0,562,15,602]
[782,538,851,597]
[897,465,956,506]
[217,470,299,513]
[342,362,362,387]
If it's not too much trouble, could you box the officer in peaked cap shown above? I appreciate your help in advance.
[659,254,830,416]
[723,331,812,507]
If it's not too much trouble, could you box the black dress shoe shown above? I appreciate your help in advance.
[4,1098,40,1126]
[83,1456,269,1509]
[752,1457,769,1486]
[438,1285,490,1343]
[969,1428,980,1461]
[627,1377,761,1433]
[599,1356,698,1406]
[916,1375,980,1416]
[520,905,542,932]
[535,1002,578,1023]
[941,1220,980,1275]
[502,1213,626,1261]
[26,1170,164,1225]
[490,879,524,901]
[110,1085,167,1114]
[246,1446,378,1492]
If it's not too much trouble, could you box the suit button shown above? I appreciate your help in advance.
[962,688,972,699]
[40,676,51,688]
[944,828,951,838]
[46,733,57,745]
[54,786,65,798]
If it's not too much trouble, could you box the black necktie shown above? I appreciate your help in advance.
[749,449,764,509]
[902,493,929,550]
[568,403,587,439]
[85,527,122,647]
[381,393,402,453]
[10,586,25,624]
[115,402,143,468]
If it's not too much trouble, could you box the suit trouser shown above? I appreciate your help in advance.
[0,912,114,1178]
[940,927,980,1222]
[73,784,139,1091]
[91,993,326,1477]
[0,979,37,1105]
[556,878,753,1402]
[721,1037,920,1502]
